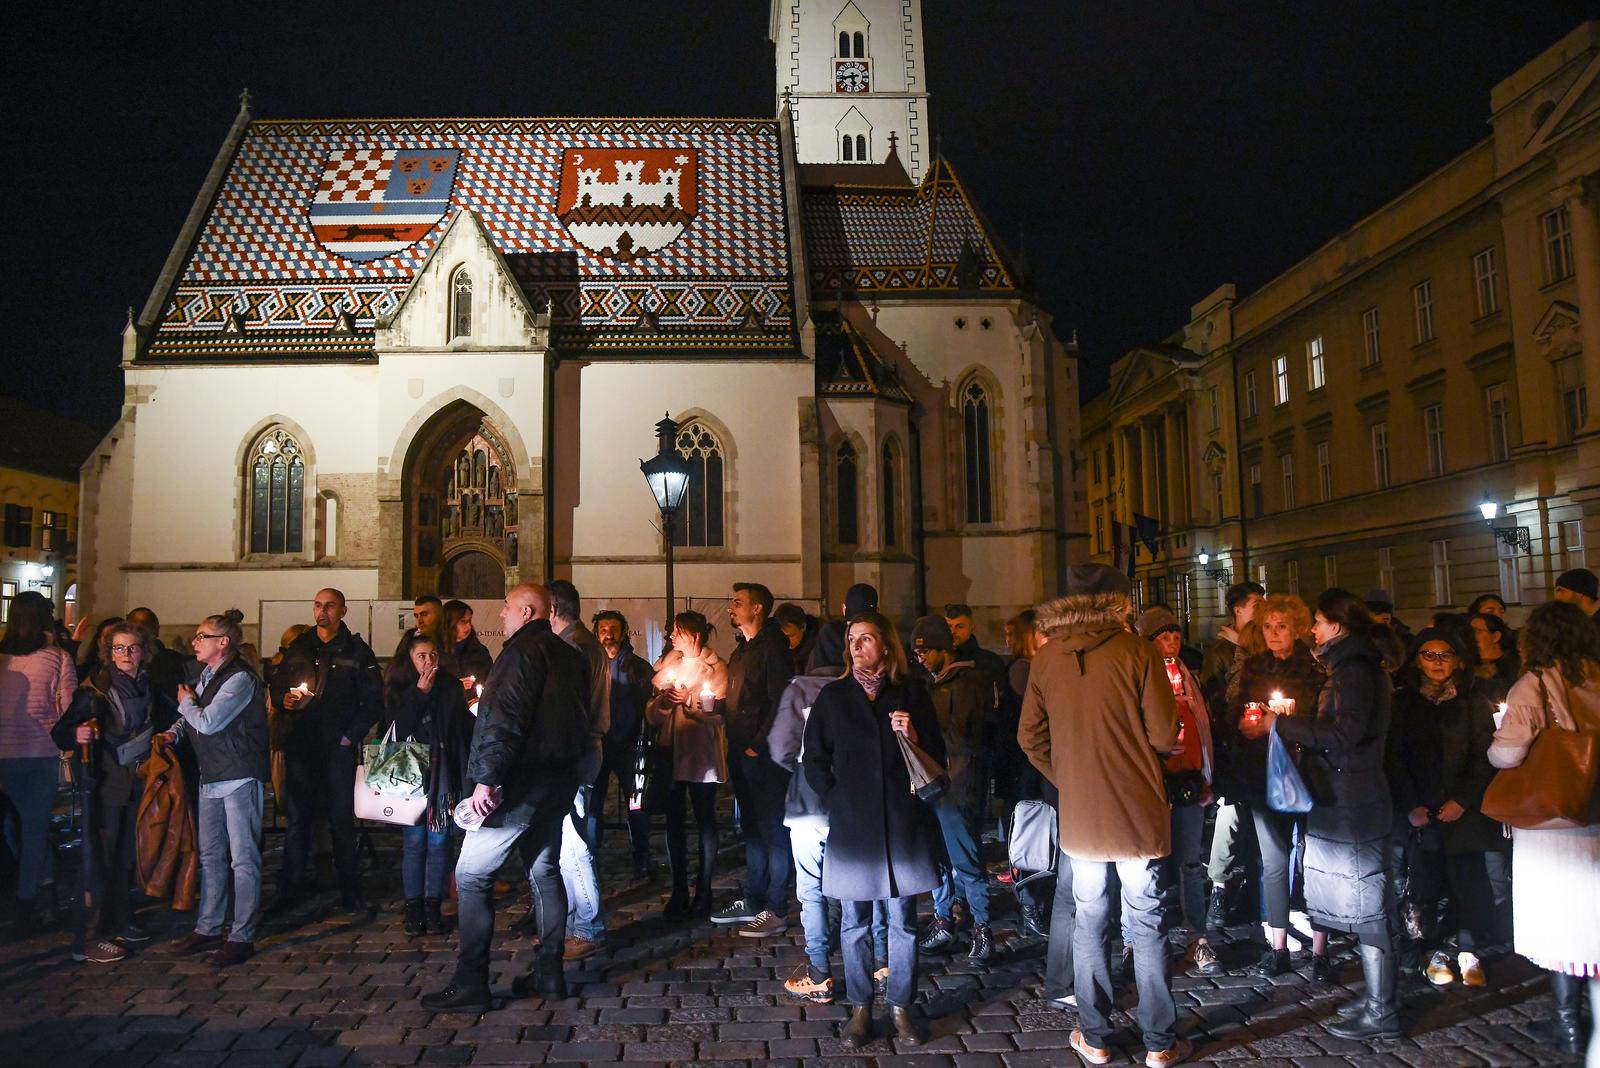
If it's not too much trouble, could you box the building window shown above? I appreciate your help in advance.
[1248,462,1263,517]
[1305,336,1326,391]
[1211,473,1225,519]
[1362,306,1381,366]
[1486,383,1511,462]
[2,504,32,549]
[1316,440,1333,502]
[1558,356,1588,440]
[1413,280,1435,344]
[835,441,859,546]
[1324,554,1338,590]
[1542,206,1574,282]
[673,420,726,548]
[1094,512,1104,554]
[1562,519,1586,571]
[1272,354,1289,406]
[1371,422,1391,489]
[1423,404,1445,477]
[1244,370,1259,417]
[838,29,866,57]
[841,134,854,161]
[248,428,305,555]
[1255,563,1268,591]
[0,580,14,624]
[1378,546,1395,596]
[1208,386,1220,432]
[38,511,60,552]
[450,267,473,340]
[881,440,900,549]
[1285,559,1300,595]
[1472,247,1499,317]
[961,378,996,524]
[1091,450,1102,484]
[1497,537,1522,603]
[1431,539,1452,605]
[1280,451,1296,510]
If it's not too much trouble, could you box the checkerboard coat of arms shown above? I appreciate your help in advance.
[309,148,460,262]
[556,148,698,262]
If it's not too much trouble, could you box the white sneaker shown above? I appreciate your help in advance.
[711,898,758,925]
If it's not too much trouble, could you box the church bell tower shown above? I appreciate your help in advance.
[769,0,929,183]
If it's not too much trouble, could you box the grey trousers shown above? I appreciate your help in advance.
[1206,799,1252,884]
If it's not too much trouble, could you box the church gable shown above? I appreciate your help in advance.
[144,117,797,361]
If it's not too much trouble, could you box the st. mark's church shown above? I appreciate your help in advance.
[79,0,1084,645]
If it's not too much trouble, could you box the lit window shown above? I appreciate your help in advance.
[1542,206,1574,282]
[961,379,995,524]
[673,421,725,548]
[1413,280,1435,344]
[1431,539,1452,606]
[1371,422,1391,489]
[450,267,473,340]
[1280,451,1295,510]
[1316,441,1332,502]
[1305,336,1325,391]
[1272,355,1289,405]
[248,428,306,555]
[1361,307,1381,366]
[38,510,59,552]
[1486,383,1510,462]
[1472,248,1499,317]
[836,441,859,546]
[1423,404,1445,477]
[1244,370,1259,417]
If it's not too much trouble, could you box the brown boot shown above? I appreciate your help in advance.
[843,1005,874,1047]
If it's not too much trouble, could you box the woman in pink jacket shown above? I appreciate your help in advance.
[0,590,77,927]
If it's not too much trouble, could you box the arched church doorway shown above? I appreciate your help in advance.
[401,401,520,598]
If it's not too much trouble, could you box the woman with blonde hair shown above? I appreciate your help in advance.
[803,611,946,1047]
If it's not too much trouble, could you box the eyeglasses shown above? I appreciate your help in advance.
[1418,650,1458,664]
[109,644,144,656]
[194,633,226,642]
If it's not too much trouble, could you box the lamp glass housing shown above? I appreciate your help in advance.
[1479,498,1499,521]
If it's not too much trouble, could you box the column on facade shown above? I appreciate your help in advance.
[1116,425,1133,525]
[1568,178,1600,433]
[1164,404,1188,529]
[1140,417,1158,520]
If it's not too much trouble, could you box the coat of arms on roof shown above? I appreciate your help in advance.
[308,148,460,262]
[556,148,697,263]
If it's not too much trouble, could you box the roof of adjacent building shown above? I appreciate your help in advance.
[812,311,912,402]
[140,112,799,360]
[0,396,105,483]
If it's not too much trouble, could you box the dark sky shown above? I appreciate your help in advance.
[6,0,1597,433]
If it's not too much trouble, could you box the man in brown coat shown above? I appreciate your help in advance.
[1019,564,1188,1067]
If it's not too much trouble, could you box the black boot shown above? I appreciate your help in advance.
[403,898,426,936]
[1527,970,1585,1053]
[663,889,690,920]
[511,955,569,1000]
[424,898,447,933]
[1327,943,1402,1040]
[843,1005,874,1047]
[1205,885,1227,930]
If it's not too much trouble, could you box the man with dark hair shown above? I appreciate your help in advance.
[717,581,795,935]
[1199,580,1264,931]
[420,584,591,1012]
[548,578,609,958]
[589,609,654,878]
[943,603,1007,681]
[126,606,188,722]
[267,587,384,917]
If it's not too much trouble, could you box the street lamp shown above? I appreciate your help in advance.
[1479,494,1499,522]
[1194,547,1232,586]
[1479,493,1531,553]
[639,413,692,634]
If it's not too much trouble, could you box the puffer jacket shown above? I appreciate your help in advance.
[770,667,836,823]
[135,733,198,911]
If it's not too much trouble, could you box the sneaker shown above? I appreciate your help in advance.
[1050,992,1077,1009]
[1191,940,1223,976]
[1459,952,1486,987]
[967,923,994,964]
[950,899,973,931]
[873,964,889,997]
[783,960,833,1003]
[918,916,956,953]
[1145,1038,1193,1066]
[1245,947,1291,978]
[72,939,126,964]
[739,910,788,938]
[208,940,254,967]
[563,935,602,961]
[1425,950,1454,986]
[1070,1028,1113,1065]
[711,898,758,925]
[116,923,151,944]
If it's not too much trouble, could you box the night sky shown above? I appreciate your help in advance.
[6,1,1597,434]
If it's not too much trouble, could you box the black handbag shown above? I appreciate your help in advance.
[637,718,674,816]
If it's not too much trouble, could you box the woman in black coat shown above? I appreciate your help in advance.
[1241,588,1399,1040]
[1467,612,1519,706]
[383,633,473,936]
[803,611,946,1048]
[1386,627,1503,988]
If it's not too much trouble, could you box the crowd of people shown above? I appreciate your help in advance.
[2,562,1598,1064]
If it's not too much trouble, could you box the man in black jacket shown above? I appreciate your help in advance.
[267,587,384,916]
[714,582,797,936]
[421,583,591,1012]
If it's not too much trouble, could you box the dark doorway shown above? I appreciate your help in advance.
[441,550,504,599]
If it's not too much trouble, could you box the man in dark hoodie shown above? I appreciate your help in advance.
[715,581,796,936]
[589,609,655,878]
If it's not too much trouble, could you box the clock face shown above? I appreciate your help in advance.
[834,60,870,93]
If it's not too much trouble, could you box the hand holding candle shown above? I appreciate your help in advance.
[699,681,716,713]
[1267,690,1296,717]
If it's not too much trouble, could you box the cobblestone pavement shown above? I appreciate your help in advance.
[0,817,1581,1066]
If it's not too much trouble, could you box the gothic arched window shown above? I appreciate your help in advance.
[852,31,865,57]
[674,421,725,548]
[841,135,854,162]
[450,266,473,340]
[248,428,305,555]
[855,134,867,160]
[961,379,996,524]
[881,439,900,548]
[839,31,850,56]
[836,441,859,546]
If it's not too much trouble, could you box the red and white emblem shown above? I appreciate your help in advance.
[556,148,697,262]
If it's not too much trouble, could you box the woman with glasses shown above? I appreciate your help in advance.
[803,611,945,1048]
[1385,627,1502,988]
[0,590,77,932]
[52,623,175,963]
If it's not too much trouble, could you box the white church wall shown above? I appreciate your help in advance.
[127,566,378,649]
[78,410,138,618]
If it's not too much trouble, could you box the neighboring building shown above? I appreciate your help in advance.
[1086,21,1600,636]
[1,397,101,627]
[77,0,1083,647]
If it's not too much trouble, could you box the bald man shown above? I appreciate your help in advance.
[267,587,383,918]
[422,583,593,1012]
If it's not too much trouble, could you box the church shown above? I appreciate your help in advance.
[77,0,1084,648]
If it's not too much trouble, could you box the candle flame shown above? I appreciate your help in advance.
[1270,690,1283,701]
[1498,702,1508,713]
[700,682,714,697]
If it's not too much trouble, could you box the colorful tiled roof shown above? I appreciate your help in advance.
[801,158,1015,297]
[813,311,911,403]
[143,116,797,359]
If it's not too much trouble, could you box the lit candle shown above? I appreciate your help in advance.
[1267,690,1295,716]
[700,681,716,713]
[292,682,312,696]
[1243,702,1263,724]
[468,684,483,716]
[1495,702,1508,730]
[665,670,677,689]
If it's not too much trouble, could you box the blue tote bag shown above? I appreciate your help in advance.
[1266,726,1313,813]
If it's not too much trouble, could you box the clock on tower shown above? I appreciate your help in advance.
[833,59,870,93]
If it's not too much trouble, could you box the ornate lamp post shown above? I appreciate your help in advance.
[639,414,692,634]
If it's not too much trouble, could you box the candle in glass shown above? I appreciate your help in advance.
[699,682,716,713]
[1495,702,1508,729]
[1267,690,1296,716]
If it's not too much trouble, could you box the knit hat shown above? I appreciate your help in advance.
[843,582,879,617]
[1064,564,1131,597]
[1135,606,1182,640]
[1556,568,1600,602]
[910,615,954,652]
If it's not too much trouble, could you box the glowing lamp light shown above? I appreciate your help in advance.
[639,414,691,514]
[1479,495,1499,522]
[1196,549,1210,567]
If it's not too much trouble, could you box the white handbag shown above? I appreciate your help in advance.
[354,724,428,827]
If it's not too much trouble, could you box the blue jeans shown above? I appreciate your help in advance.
[196,781,264,944]
[402,824,450,899]
[729,752,792,914]
[789,817,887,971]
[454,789,570,991]
[1072,855,1177,1052]
[1169,804,1207,937]
[932,797,990,925]
[561,783,605,941]
[842,896,917,1007]
[0,756,58,904]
